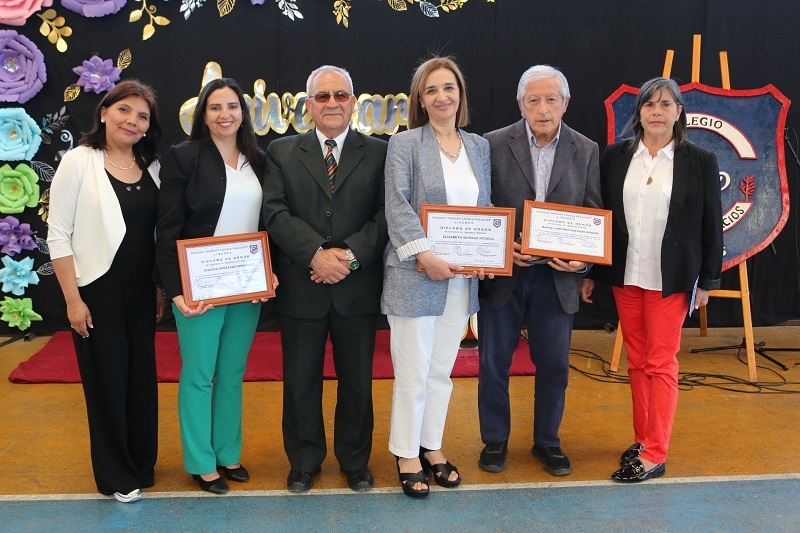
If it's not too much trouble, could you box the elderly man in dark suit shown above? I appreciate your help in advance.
[477,65,601,476]
[263,65,388,493]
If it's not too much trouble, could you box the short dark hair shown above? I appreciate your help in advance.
[408,56,469,130]
[188,77,261,165]
[80,79,162,168]
[623,77,687,150]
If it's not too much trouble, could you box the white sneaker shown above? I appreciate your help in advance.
[113,489,141,503]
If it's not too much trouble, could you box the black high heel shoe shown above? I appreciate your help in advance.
[192,474,228,494]
[395,456,429,498]
[419,447,461,488]
[217,464,249,482]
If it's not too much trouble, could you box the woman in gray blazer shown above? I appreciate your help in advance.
[382,57,492,498]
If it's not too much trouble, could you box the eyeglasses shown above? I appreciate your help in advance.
[311,91,351,103]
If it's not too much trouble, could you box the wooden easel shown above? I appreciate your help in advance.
[609,35,759,382]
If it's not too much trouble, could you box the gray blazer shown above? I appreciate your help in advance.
[381,123,492,317]
[481,119,601,314]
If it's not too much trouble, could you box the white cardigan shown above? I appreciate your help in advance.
[47,145,160,287]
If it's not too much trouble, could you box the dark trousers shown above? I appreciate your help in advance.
[74,257,158,495]
[478,266,573,448]
[279,310,377,472]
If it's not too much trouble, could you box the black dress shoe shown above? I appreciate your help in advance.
[611,459,665,483]
[192,474,228,494]
[342,467,374,491]
[217,464,249,482]
[619,443,645,467]
[532,445,572,476]
[287,466,321,493]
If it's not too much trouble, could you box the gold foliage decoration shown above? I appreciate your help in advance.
[117,49,133,70]
[130,0,171,41]
[333,0,351,27]
[440,0,468,12]
[37,9,72,53]
[387,0,407,11]
[63,84,81,102]
[38,188,50,223]
[218,0,236,17]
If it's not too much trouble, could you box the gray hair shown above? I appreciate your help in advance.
[622,77,687,149]
[306,65,354,95]
[516,65,570,102]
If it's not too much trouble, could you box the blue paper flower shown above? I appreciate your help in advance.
[0,30,47,104]
[72,55,121,94]
[0,107,41,161]
[0,215,36,256]
[61,0,127,17]
[0,255,38,295]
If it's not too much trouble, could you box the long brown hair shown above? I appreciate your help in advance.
[80,79,162,168]
[408,56,470,130]
[188,77,262,165]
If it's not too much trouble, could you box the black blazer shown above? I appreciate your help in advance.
[593,140,723,296]
[155,139,266,299]
[262,129,388,319]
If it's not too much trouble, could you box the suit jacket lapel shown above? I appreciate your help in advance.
[508,119,536,192]
[298,131,333,197]
[335,129,364,190]
[611,142,634,235]
[666,144,690,235]
[420,124,448,204]
[547,123,576,197]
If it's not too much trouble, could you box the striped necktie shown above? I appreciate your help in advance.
[325,139,337,192]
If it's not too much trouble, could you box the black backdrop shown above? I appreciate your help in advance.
[2,0,799,335]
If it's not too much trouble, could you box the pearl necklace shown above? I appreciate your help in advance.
[103,149,136,170]
[436,131,462,159]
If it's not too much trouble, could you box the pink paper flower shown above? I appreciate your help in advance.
[0,0,53,26]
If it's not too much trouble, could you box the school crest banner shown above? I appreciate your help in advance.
[605,82,791,271]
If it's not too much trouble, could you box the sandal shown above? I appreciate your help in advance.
[420,447,461,488]
[395,456,429,498]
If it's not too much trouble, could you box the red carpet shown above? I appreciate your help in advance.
[8,330,535,384]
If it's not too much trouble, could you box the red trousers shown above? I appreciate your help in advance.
[613,286,687,464]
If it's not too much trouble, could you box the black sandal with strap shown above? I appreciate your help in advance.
[395,456,430,498]
[420,447,461,488]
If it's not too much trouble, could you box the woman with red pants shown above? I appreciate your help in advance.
[582,77,722,482]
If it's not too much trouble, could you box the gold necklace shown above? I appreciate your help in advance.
[103,149,136,170]
[436,131,462,159]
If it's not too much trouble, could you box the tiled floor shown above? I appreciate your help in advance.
[2,326,799,531]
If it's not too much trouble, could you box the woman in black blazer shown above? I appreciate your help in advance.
[583,78,722,482]
[156,78,276,494]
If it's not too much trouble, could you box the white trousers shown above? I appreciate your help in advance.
[387,278,470,458]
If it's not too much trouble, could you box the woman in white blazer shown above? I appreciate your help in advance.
[48,80,164,504]
[382,56,492,498]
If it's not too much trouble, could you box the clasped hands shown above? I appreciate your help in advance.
[310,247,351,284]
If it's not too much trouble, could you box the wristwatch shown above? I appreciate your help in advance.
[345,248,360,270]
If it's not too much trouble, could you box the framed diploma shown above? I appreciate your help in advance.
[520,200,612,265]
[418,204,516,277]
[176,231,275,307]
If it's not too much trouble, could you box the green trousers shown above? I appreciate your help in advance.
[174,301,261,474]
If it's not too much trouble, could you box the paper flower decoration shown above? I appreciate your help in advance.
[0,107,41,161]
[0,0,53,26]
[0,295,41,330]
[0,163,40,215]
[72,55,121,94]
[0,30,47,104]
[0,255,38,295]
[0,215,36,256]
[61,0,126,17]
